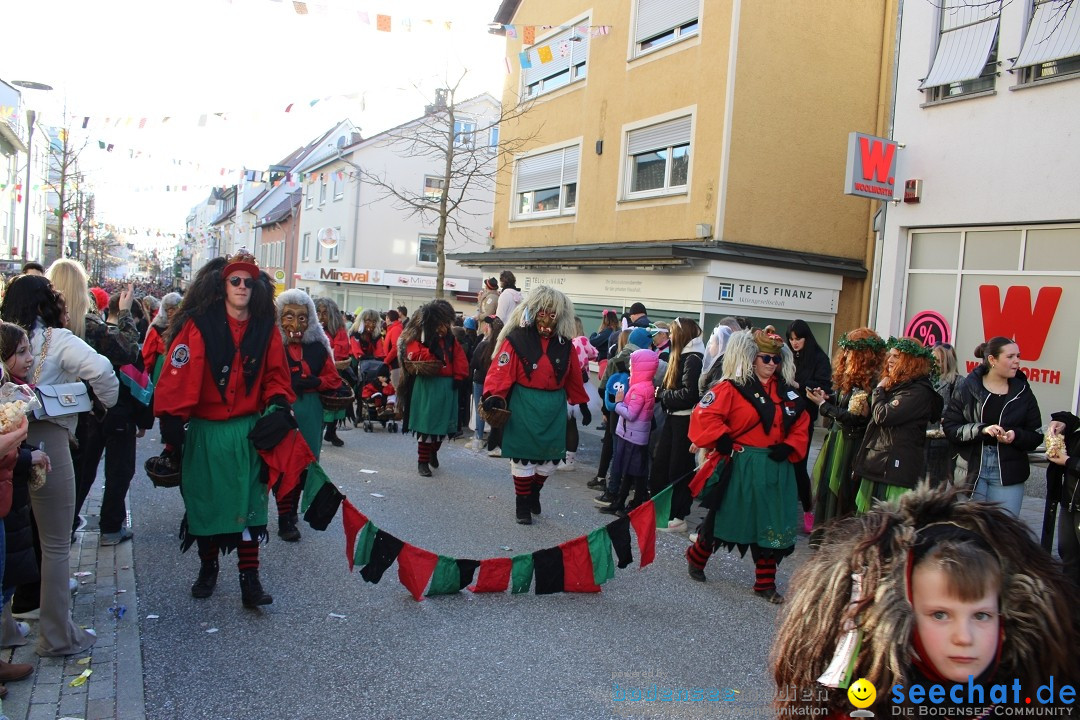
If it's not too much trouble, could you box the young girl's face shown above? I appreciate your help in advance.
[911,563,1000,683]
[5,336,32,379]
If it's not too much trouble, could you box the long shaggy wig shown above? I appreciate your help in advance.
[883,348,933,389]
[351,308,383,338]
[399,299,456,350]
[151,292,183,329]
[772,484,1080,717]
[165,258,276,348]
[276,288,331,355]
[490,285,577,361]
[314,296,345,338]
[833,327,885,394]
[46,258,92,339]
[722,330,795,386]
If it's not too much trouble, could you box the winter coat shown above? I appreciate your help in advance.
[470,335,496,385]
[589,327,616,361]
[476,288,499,319]
[383,320,404,368]
[495,287,523,325]
[571,336,597,380]
[656,337,705,416]
[853,376,944,488]
[6,445,38,588]
[943,366,1042,488]
[29,319,119,436]
[614,349,658,446]
[599,342,641,391]
[1047,411,1080,512]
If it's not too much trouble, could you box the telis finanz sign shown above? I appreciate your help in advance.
[844,132,900,201]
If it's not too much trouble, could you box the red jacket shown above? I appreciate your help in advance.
[286,343,342,393]
[689,378,809,462]
[329,327,351,363]
[142,325,166,372]
[403,337,469,381]
[383,321,404,367]
[154,315,294,421]
[483,336,589,405]
[362,379,396,400]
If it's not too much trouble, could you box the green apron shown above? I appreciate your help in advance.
[151,353,166,385]
[294,391,324,461]
[409,375,457,437]
[182,414,267,536]
[502,386,566,461]
[711,446,798,551]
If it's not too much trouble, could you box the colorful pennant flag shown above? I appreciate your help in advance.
[537,45,554,63]
[523,25,535,44]
[376,14,391,32]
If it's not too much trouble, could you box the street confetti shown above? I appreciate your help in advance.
[146,615,160,620]
[499,546,512,552]
[76,657,92,665]
[206,628,219,634]
[73,571,93,577]
[109,605,127,620]
[328,613,347,619]
[116,589,127,594]
[370,493,385,498]
[69,669,93,687]
[360,469,377,474]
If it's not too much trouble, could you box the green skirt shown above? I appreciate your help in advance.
[294,391,324,461]
[409,375,457,438]
[182,414,267,536]
[811,427,863,528]
[502,386,567,462]
[151,354,166,385]
[855,478,909,515]
[322,406,347,423]
[711,446,799,553]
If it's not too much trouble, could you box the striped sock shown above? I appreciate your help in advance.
[754,557,777,592]
[237,540,260,571]
[686,536,713,570]
[531,474,546,492]
[275,484,300,517]
[513,475,532,496]
[418,441,433,463]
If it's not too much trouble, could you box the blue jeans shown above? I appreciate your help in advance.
[472,382,485,440]
[971,446,1024,517]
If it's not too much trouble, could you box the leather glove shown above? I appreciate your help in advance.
[482,395,507,413]
[579,403,591,427]
[714,434,733,456]
[159,413,186,451]
[291,375,320,393]
[768,443,795,462]
[268,394,298,429]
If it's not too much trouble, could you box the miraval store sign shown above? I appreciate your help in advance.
[297,266,471,291]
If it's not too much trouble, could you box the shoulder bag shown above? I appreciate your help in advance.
[31,327,92,420]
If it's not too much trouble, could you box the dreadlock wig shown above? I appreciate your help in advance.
[491,285,577,361]
[275,288,331,355]
[772,484,1080,717]
[396,300,457,416]
[165,259,275,349]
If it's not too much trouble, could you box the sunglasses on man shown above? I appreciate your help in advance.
[228,276,254,288]
[757,354,783,364]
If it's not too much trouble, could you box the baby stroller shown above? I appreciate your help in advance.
[357,360,398,433]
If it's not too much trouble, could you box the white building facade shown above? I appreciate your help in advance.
[874,0,1080,413]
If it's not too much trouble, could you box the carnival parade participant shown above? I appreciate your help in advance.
[154,251,294,608]
[398,300,468,477]
[483,286,591,524]
[805,328,885,546]
[274,289,341,542]
[686,329,809,603]
[772,485,1080,718]
[943,337,1042,517]
[314,297,352,446]
[1047,412,1080,587]
[141,292,182,383]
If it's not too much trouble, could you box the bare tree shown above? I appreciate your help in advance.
[44,123,90,265]
[354,74,538,298]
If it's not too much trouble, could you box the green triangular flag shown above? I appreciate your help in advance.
[352,520,378,568]
[426,555,462,596]
[510,553,534,594]
[586,527,615,586]
[301,462,331,513]
[651,484,673,529]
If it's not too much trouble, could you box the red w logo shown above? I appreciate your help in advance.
[978,285,1062,361]
[859,137,895,183]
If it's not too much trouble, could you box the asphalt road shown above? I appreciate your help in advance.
[128,415,804,720]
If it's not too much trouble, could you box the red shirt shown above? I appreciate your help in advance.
[154,314,294,421]
[142,325,165,371]
[383,321,403,366]
[329,327,351,363]
[286,343,342,393]
[689,378,809,461]
[403,337,469,381]
[362,379,395,399]
[483,337,589,405]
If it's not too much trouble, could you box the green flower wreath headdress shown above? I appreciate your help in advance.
[887,336,940,380]
[837,332,887,352]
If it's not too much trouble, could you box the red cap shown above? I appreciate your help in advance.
[222,249,259,280]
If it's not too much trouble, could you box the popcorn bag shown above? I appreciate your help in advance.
[1045,430,1066,459]
[848,391,869,417]
[0,382,41,434]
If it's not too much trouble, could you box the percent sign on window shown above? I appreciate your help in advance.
[904,310,951,348]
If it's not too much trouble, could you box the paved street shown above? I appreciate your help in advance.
[0,410,1054,720]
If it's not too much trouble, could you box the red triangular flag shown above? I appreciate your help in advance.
[397,543,438,601]
[469,557,512,593]
[341,499,368,571]
[559,537,601,593]
[688,452,722,498]
[628,502,657,568]
[254,429,315,501]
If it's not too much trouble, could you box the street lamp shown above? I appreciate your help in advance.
[11,80,54,264]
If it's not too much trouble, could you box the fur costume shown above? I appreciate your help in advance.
[772,484,1080,717]
[275,289,332,356]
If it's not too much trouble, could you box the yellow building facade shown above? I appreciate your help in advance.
[455,0,897,341]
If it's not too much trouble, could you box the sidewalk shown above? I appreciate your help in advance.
[1,477,146,720]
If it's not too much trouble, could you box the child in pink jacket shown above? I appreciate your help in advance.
[599,348,658,516]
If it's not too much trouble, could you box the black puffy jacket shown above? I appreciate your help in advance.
[854,376,944,488]
[943,367,1042,488]
[656,339,705,415]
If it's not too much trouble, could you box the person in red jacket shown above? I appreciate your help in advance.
[483,285,591,524]
[154,251,294,608]
[382,308,404,387]
[687,328,809,603]
[399,300,468,477]
[274,289,341,542]
[315,297,352,446]
[141,292,181,383]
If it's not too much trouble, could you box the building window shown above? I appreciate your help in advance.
[329,227,340,262]
[513,144,580,219]
[333,175,344,200]
[634,0,699,57]
[302,232,311,261]
[305,189,313,209]
[316,238,323,262]
[522,23,590,99]
[920,0,1001,101]
[453,120,476,148]
[625,115,692,198]
[1013,0,1080,85]
[424,175,445,201]
[417,235,438,265]
[488,125,500,153]
[319,179,327,205]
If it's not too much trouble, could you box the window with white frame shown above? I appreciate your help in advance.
[522,23,591,98]
[319,179,327,205]
[513,145,580,219]
[316,237,323,262]
[423,175,445,201]
[329,227,340,262]
[333,174,344,200]
[302,232,311,261]
[305,188,313,209]
[633,0,699,57]
[1013,0,1080,85]
[488,125,500,153]
[453,120,476,148]
[625,115,691,198]
[920,0,1000,102]
[417,235,438,265]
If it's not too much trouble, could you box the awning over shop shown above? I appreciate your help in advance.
[450,241,867,278]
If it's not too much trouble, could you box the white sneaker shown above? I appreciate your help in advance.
[660,518,687,533]
[557,452,576,472]
[487,446,501,457]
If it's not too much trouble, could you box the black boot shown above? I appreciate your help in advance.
[324,422,344,447]
[278,514,301,542]
[515,496,532,525]
[191,559,218,599]
[529,486,542,515]
[418,462,432,477]
[430,449,439,469]
[239,570,273,608]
